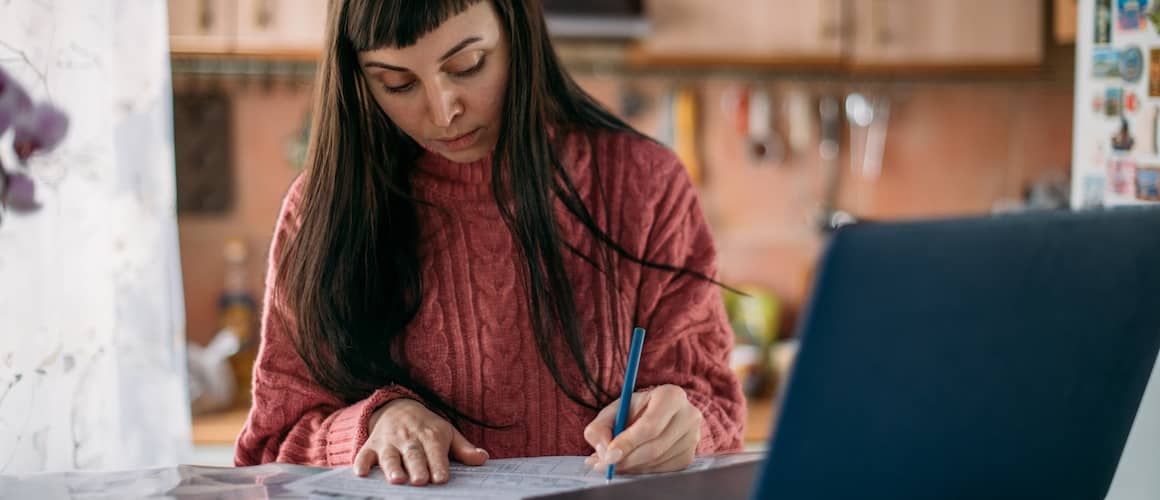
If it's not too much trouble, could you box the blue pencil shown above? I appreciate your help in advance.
[607,327,646,481]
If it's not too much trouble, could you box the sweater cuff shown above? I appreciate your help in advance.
[324,385,423,466]
[685,390,745,455]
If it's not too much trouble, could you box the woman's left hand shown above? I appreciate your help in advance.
[583,384,703,474]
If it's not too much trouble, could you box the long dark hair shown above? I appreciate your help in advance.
[279,0,718,426]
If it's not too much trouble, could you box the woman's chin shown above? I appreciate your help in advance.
[435,145,490,164]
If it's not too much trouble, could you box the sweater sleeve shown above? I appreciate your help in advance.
[631,148,746,455]
[234,176,426,467]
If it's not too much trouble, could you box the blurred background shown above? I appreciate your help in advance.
[168,0,1081,464]
[18,0,1157,475]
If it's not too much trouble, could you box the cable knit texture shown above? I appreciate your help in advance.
[235,130,745,467]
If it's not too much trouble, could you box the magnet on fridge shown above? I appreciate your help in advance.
[1094,47,1121,78]
[1108,158,1137,195]
[1119,0,1149,30]
[1112,116,1136,151]
[1152,105,1160,153]
[1093,93,1107,113]
[1120,46,1144,82]
[1149,4,1160,32]
[1136,166,1160,200]
[1126,91,1140,112]
[1096,0,1113,42]
[1106,87,1124,116]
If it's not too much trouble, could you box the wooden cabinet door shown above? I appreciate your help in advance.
[635,0,844,66]
[846,0,1043,69]
[234,0,328,56]
[168,0,235,53]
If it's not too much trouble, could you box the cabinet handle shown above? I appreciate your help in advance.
[256,0,273,28]
[198,0,214,32]
[819,0,843,39]
[871,0,893,45]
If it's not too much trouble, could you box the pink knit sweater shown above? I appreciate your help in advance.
[235,130,745,467]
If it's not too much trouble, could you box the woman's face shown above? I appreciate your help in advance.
[358,2,509,164]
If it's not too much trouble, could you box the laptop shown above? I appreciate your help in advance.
[546,207,1160,500]
[752,207,1160,499]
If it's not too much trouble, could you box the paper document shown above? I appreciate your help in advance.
[285,453,762,500]
[0,463,325,500]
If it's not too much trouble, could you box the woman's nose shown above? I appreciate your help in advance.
[425,82,462,128]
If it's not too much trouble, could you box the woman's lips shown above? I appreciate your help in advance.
[435,128,481,152]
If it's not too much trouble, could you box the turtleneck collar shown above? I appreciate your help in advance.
[412,149,495,202]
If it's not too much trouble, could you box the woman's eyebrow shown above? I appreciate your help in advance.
[362,36,484,72]
[363,60,408,72]
[438,36,483,62]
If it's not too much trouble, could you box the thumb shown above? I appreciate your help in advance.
[449,429,489,466]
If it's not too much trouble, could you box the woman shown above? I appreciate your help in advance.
[235,0,745,486]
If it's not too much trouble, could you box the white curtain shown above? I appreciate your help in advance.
[0,0,189,473]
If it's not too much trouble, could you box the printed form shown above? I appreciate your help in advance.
[285,453,761,499]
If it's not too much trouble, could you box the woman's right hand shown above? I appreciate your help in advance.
[353,398,489,485]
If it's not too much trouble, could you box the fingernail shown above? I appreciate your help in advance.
[476,448,489,459]
[389,471,405,482]
[606,448,623,464]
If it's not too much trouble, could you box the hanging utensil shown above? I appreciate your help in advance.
[748,86,786,164]
[861,96,891,178]
[844,92,873,175]
[784,85,815,157]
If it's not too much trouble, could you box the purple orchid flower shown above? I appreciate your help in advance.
[0,67,33,136]
[2,171,39,212]
[13,103,69,161]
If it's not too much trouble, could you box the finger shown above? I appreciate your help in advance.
[614,408,695,472]
[422,432,452,484]
[619,425,698,474]
[654,426,700,471]
[635,431,696,473]
[583,399,621,448]
[399,441,431,486]
[353,446,378,477]
[378,447,407,484]
[449,428,489,466]
[585,393,654,450]
[605,396,680,464]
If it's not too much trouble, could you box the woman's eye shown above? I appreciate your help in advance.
[383,81,416,94]
[449,55,486,77]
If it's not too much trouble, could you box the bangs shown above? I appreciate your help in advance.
[344,0,485,51]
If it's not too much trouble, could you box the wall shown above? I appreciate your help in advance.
[177,73,1073,346]
[0,1,189,473]
[176,83,309,348]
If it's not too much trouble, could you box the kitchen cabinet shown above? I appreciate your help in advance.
[632,0,844,67]
[632,0,1043,72]
[168,0,327,58]
[845,0,1043,70]
[233,0,329,56]
[169,0,236,54]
